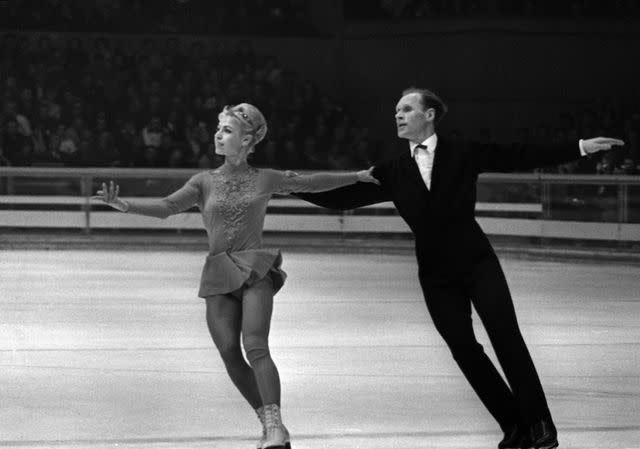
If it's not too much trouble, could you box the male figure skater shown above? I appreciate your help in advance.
[295,87,624,449]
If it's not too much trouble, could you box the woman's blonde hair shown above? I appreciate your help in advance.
[219,103,268,147]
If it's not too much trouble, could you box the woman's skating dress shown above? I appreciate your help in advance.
[125,167,360,298]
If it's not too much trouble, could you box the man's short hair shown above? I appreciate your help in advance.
[402,87,448,122]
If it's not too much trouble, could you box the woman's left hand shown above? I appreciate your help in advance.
[356,167,381,185]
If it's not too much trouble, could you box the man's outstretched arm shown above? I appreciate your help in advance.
[293,181,391,210]
[475,137,625,173]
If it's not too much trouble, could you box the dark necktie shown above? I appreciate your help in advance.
[413,144,427,158]
[413,144,433,189]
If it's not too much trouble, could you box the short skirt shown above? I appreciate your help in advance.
[198,249,286,298]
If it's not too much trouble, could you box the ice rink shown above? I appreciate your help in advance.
[1,249,639,449]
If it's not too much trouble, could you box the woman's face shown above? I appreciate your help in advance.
[214,116,247,157]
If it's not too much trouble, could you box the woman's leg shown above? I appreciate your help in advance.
[241,277,290,448]
[240,277,281,405]
[205,294,262,409]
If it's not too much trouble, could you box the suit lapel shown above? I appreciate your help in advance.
[397,147,430,195]
[390,150,430,221]
[396,150,431,205]
[429,138,444,195]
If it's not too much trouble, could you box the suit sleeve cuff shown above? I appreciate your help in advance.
[579,139,587,156]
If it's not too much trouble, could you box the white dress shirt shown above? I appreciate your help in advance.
[410,135,587,190]
[410,133,438,190]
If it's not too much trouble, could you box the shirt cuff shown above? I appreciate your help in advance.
[579,139,587,156]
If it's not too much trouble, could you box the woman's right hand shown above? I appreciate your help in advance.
[356,167,381,185]
[91,180,129,212]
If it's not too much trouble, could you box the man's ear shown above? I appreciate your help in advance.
[424,107,436,122]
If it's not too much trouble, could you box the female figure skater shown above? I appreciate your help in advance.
[93,103,379,449]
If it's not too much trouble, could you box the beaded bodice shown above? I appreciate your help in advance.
[124,167,360,255]
[208,166,259,244]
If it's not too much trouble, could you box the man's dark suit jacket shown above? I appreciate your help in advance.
[296,139,581,282]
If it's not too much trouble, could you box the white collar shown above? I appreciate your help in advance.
[409,133,438,156]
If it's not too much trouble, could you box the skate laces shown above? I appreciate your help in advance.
[263,404,282,429]
[256,407,267,437]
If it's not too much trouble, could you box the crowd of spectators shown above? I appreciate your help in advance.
[462,103,640,175]
[0,0,315,35]
[0,28,638,174]
[537,106,639,176]
[345,0,640,20]
[0,32,378,170]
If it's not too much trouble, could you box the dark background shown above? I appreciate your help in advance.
[1,0,639,175]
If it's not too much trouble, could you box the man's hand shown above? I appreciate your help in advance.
[91,180,129,212]
[582,137,625,154]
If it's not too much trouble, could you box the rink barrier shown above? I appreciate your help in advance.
[0,168,639,242]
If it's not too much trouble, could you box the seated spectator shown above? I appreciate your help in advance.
[47,124,65,163]
[136,145,160,168]
[91,130,118,166]
[615,158,637,175]
[141,116,163,150]
[58,127,81,165]
[29,127,60,166]
[167,146,188,168]
[114,120,139,167]
[2,99,31,137]
[0,118,26,164]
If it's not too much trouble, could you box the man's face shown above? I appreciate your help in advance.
[395,93,430,141]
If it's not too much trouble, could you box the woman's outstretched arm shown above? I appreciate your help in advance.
[272,167,379,195]
[92,175,201,219]
[287,163,392,210]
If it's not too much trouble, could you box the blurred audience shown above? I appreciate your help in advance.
[0,31,378,170]
[0,25,637,173]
